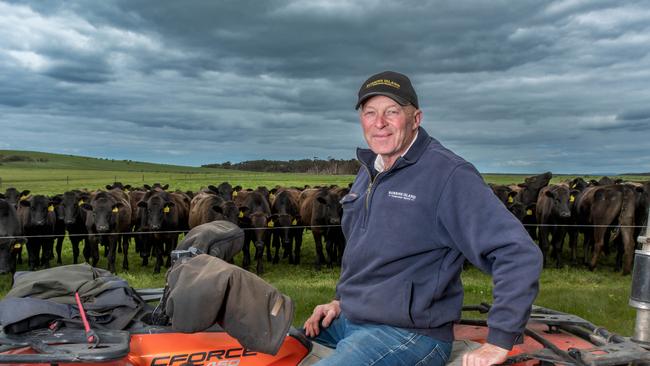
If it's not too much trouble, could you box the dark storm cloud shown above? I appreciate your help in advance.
[0,0,649,174]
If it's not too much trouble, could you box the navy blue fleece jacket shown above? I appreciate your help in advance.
[336,127,543,350]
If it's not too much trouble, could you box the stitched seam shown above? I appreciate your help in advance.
[367,332,419,366]
[415,344,440,366]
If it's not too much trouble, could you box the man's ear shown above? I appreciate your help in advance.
[413,108,422,129]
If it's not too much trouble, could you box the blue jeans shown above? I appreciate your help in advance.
[310,313,452,366]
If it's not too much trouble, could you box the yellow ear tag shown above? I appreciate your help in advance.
[507,196,513,203]
[112,207,119,213]
[233,191,238,197]
[14,243,22,249]
[79,199,85,205]
[20,195,28,201]
[163,206,170,213]
[292,219,297,225]
[269,193,275,201]
[267,221,274,228]
[239,211,244,218]
[570,195,575,203]
[47,205,54,212]
[571,183,576,188]
[526,209,533,215]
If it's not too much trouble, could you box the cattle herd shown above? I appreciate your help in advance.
[0,173,649,279]
[490,173,650,275]
[0,182,348,277]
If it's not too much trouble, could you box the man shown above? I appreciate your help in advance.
[304,71,543,366]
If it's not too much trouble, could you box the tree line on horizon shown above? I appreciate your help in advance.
[202,158,361,174]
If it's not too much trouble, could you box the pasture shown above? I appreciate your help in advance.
[0,150,646,336]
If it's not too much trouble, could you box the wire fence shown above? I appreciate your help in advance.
[0,223,647,241]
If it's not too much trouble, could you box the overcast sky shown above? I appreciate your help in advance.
[1,0,649,174]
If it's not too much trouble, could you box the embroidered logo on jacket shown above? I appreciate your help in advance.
[388,191,416,201]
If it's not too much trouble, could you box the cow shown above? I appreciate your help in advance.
[58,190,90,264]
[0,197,26,277]
[299,187,343,270]
[137,190,190,273]
[208,182,234,201]
[269,188,302,265]
[81,190,132,273]
[3,188,29,264]
[508,172,553,240]
[17,195,57,270]
[536,184,579,268]
[189,191,229,228]
[50,194,67,264]
[3,188,30,208]
[127,189,151,266]
[573,184,637,274]
[234,189,271,274]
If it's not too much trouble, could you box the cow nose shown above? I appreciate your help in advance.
[151,224,160,230]
[65,219,75,225]
[97,225,109,232]
[36,220,46,225]
[560,212,571,218]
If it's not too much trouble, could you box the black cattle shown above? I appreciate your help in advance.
[234,190,271,274]
[536,184,578,268]
[106,182,132,191]
[17,195,56,270]
[299,187,342,270]
[269,188,303,265]
[3,188,30,208]
[0,198,26,276]
[137,190,189,273]
[50,194,66,264]
[189,191,227,229]
[127,189,150,266]
[82,190,132,273]
[573,184,637,274]
[208,182,234,201]
[58,191,90,264]
[3,188,29,264]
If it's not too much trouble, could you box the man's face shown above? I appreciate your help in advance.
[360,95,421,167]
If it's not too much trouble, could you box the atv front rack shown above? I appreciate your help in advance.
[461,303,650,366]
[0,327,130,363]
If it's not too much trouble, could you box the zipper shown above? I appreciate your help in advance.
[361,164,383,228]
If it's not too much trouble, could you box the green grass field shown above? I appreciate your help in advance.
[0,150,646,336]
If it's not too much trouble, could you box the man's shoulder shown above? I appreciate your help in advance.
[420,138,470,170]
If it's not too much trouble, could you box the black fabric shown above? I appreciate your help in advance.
[164,254,293,355]
[0,264,146,333]
[176,220,244,262]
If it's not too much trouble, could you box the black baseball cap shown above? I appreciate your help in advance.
[355,71,419,110]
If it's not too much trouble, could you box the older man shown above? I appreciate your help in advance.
[304,71,543,366]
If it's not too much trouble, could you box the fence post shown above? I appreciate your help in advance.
[66,176,69,185]
[0,177,2,189]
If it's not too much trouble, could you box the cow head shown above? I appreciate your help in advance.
[138,192,174,231]
[316,190,341,226]
[83,193,122,233]
[544,187,571,218]
[61,191,87,225]
[20,195,54,227]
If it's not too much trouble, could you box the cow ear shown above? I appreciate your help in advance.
[270,214,278,221]
[20,200,31,207]
[211,205,224,214]
[571,189,581,197]
[0,193,4,199]
[165,201,175,207]
[163,184,169,190]
[544,190,555,198]
[270,188,277,195]
[51,196,62,205]
[234,185,242,192]
[208,185,219,193]
[317,197,327,205]
[124,185,132,190]
[81,203,93,211]
[143,184,151,190]
[105,185,113,190]
[21,190,31,197]
[137,201,147,208]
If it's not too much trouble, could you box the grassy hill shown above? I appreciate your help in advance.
[0,150,210,172]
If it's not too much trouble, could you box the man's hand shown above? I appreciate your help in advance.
[303,300,341,337]
[462,343,509,366]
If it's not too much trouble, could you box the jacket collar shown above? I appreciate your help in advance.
[356,127,432,172]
